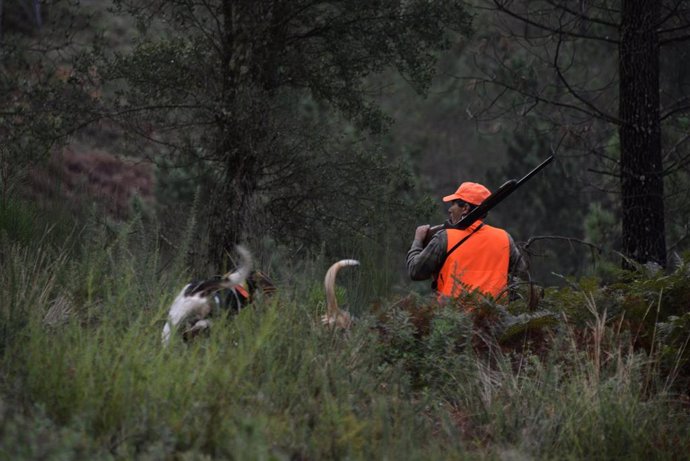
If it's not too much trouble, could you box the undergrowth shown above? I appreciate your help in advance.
[1,205,689,460]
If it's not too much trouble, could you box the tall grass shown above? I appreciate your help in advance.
[1,208,689,459]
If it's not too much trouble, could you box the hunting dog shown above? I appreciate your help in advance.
[161,246,276,346]
[161,249,356,345]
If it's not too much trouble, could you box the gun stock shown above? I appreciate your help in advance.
[422,155,554,247]
[422,223,446,246]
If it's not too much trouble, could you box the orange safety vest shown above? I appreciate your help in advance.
[435,222,510,299]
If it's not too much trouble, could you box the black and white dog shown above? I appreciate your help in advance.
[161,246,275,345]
[161,246,358,344]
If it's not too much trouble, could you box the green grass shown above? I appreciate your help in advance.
[1,213,690,460]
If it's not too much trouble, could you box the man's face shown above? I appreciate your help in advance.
[448,200,470,225]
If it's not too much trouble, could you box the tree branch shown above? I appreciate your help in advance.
[659,33,690,46]
[490,0,619,44]
[552,31,619,125]
[458,73,621,125]
[523,235,603,254]
[660,96,690,121]
[655,0,685,28]
[587,168,620,178]
[661,133,690,175]
[544,0,618,29]
[668,226,690,254]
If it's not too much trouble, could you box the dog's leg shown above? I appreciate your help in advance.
[182,319,212,342]
[161,288,212,346]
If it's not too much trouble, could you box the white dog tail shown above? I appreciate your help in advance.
[324,259,359,320]
[220,245,253,289]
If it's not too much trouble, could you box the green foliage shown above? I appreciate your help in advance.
[0,199,41,246]
[460,1,690,266]
[664,112,690,256]
[0,401,111,461]
[584,202,620,249]
[92,0,474,268]
[4,4,690,457]
[485,127,607,283]
[3,218,690,459]
[1,3,102,207]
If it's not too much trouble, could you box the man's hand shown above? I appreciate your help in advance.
[414,224,430,243]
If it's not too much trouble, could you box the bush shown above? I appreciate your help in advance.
[1,214,690,459]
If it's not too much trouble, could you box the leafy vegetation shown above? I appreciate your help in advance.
[2,1,690,459]
[1,199,690,459]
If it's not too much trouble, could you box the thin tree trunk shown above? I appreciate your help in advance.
[205,0,260,270]
[619,0,666,267]
[206,0,243,269]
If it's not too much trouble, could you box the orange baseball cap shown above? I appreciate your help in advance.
[442,182,491,205]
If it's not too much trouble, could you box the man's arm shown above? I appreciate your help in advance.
[507,233,528,278]
[406,226,447,281]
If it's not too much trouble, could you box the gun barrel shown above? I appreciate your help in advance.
[515,155,554,188]
[421,155,554,245]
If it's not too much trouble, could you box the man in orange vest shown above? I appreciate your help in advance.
[407,181,526,301]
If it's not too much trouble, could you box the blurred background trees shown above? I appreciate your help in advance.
[0,0,93,206]
[2,0,690,289]
[455,1,690,271]
[4,4,690,457]
[92,0,472,272]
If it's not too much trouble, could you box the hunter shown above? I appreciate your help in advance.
[407,181,526,301]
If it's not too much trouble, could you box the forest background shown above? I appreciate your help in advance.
[2,1,690,459]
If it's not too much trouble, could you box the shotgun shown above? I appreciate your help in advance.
[423,155,554,246]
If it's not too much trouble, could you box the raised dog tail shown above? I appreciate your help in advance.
[323,259,359,329]
[220,245,253,289]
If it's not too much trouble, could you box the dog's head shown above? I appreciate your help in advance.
[247,270,277,297]
[208,269,277,314]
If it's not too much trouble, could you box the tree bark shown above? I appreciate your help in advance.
[206,0,259,270]
[619,0,666,267]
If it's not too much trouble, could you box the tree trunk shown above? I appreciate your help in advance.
[206,138,259,270]
[205,0,258,270]
[619,0,666,267]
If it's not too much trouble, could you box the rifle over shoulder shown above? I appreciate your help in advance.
[422,155,554,247]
